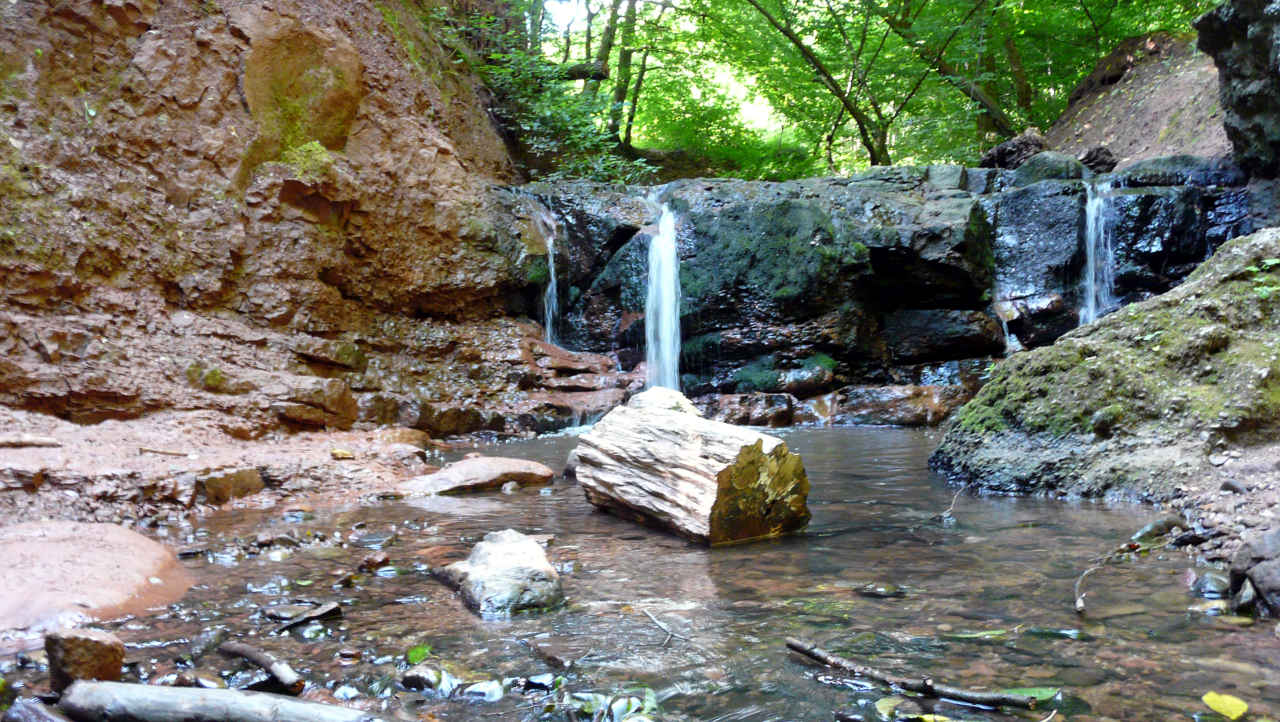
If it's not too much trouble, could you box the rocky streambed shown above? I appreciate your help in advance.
[4,427,1280,721]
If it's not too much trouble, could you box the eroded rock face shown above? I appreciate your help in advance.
[435,529,563,618]
[1196,1,1280,178]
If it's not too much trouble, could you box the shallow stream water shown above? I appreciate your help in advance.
[8,427,1280,721]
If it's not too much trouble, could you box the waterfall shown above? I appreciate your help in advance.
[1080,180,1116,325]
[645,204,681,390]
[535,209,559,344]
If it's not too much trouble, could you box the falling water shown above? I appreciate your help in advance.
[1080,180,1116,325]
[536,209,559,344]
[645,205,681,390]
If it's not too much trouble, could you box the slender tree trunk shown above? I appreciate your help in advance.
[560,15,575,64]
[623,2,669,149]
[583,0,598,61]
[583,0,625,98]
[608,0,639,137]
[741,0,892,164]
[527,0,545,51]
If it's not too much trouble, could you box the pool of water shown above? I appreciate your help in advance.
[7,427,1279,721]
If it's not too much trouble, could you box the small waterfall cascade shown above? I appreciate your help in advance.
[535,208,560,344]
[1080,179,1117,325]
[645,204,681,390]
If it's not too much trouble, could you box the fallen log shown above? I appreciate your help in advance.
[785,637,1039,709]
[567,388,809,545]
[218,641,304,695]
[57,681,387,722]
[0,434,61,448]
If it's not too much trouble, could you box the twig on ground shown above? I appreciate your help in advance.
[785,637,1040,709]
[139,446,192,457]
[1073,565,1102,614]
[218,640,304,695]
[642,608,690,644]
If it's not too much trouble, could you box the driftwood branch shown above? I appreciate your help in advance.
[642,608,690,646]
[58,681,387,722]
[218,641,304,695]
[139,446,191,457]
[0,434,61,448]
[785,638,1039,709]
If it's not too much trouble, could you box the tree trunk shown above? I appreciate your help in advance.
[608,0,639,137]
[527,0,545,51]
[583,0,597,61]
[58,681,386,722]
[567,389,810,545]
[582,0,624,98]
[623,2,669,149]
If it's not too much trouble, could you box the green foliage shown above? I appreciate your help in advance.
[280,140,333,182]
[483,41,652,182]
[405,644,432,664]
[0,676,12,712]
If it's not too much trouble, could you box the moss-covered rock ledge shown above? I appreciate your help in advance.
[931,228,1280,557]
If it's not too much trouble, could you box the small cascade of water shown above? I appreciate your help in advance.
[645,204,681,390]
[535,209,559,344]
[1080,179,1117,325]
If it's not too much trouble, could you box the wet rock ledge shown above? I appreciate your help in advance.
[931,227,1280,562]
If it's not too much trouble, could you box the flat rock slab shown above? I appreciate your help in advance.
[0,522,191,653]
[402,456,554,495]
[46,628,125,692]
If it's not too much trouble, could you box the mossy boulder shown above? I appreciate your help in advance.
[1011,152,1086,187]
[234,22,364,189]
[933,228,1280,498]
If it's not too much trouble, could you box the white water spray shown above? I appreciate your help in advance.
[1079,180,1116,325]
[536,209,560,344]
[645,204,681,390]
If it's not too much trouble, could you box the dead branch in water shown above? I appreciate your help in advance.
[785,637,1040,709]
[218,641,304,695]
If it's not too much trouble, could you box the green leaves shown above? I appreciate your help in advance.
[405,644,432,665]
[1202,691,1248,720]
[1000,687,1060,703]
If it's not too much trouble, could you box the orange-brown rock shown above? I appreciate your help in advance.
[0,522,190,653]
[45,628,125,692]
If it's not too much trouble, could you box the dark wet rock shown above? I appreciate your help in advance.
[858,582,905,599]
[1230,527,1280,615]
[402,456,555,496]
[932,228,1280,499]
[1132,516,1184,542]
[980,130,1050,170]
[882,309,1004,363]
[1221,479,1248,494]
[1114,155,1247,189]
[45,629,124,693]
[1192,570,1231,599]
[1232,577,1258,613]
[525,673,556,691]
[832,385,973,427]
[1196,2,1280,177]
[435,529,564,618]
[401,665,462,696]
[695,393,796,428]
[1011,152,1086,187]
[1079,146,1118,173]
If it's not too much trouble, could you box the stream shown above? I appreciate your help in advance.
[6,427,1279,721]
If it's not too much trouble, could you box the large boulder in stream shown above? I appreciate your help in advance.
[567,388,810,545]
[932,227,1280,507]
[435,529,563,618]
[402,455,555,495]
